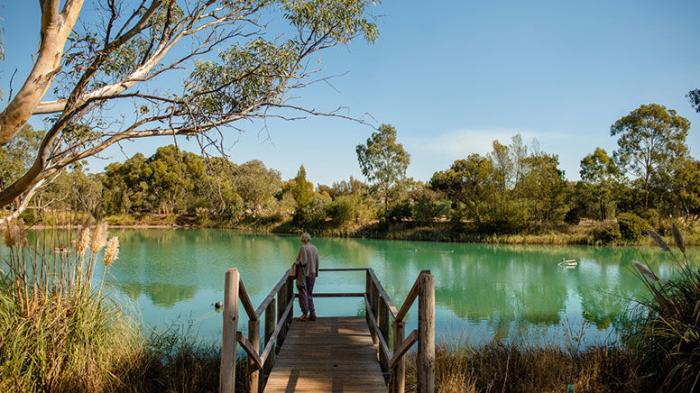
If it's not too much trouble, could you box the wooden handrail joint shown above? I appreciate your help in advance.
[236,331,263,369]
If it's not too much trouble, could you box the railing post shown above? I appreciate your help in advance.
[286,275,294,327]
[220,268,239,393]
[417,272,435,393]
[379,298,389,372]
[276,281,286,348]
[366,270,378,346]
[263,300,276,386]
[391,321,406,393]
[265,299,276,344]
[248,319,260,393]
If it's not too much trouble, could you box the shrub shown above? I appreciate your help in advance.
[590,222,621,245]
[624,227,700,392]
[325,196,355,227]
[388,201,412,222]
[616,213,649,241]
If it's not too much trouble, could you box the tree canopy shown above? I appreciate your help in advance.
[356,124,410,222]
[0,0,379,223]
[611,103,690,209]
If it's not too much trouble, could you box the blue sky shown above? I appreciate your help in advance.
[1,0,699,185]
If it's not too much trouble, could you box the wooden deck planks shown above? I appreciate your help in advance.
[264,317,387,393]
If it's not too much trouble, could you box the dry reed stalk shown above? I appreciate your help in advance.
[103,237,119,268]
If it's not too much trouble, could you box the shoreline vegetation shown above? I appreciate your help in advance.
[1,221,698,392]
[25,213,700,247]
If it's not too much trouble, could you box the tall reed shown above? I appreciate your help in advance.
[624,224,700,392]
[0,221,131,392]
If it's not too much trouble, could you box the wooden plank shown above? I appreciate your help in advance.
[219,268,239,393]
[264,317,386,393]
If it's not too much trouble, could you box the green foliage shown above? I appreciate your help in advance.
[387,200,412,222]
[625,231,699,392]
[411,188,447,223]
[590,222,621,245]
[0,125,44,190]
[616,213,650,241]
[579,148,620,220]
[431,154,497,224]
[611,104,691,209]
[688,89,700,113]
[356,124,410,222]
[325,195,355,227]
[293,192,331,229]
[515,154,569,223]
[291,165,314,209]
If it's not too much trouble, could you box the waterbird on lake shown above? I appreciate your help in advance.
[214,301,223,310]
[558,258,578,268]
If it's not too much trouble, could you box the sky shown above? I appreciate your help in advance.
[1,0,699,185]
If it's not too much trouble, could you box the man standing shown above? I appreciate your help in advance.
[295,232,319,321]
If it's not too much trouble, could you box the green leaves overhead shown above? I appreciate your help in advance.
[187,39,297,117]
[282,0,379,44]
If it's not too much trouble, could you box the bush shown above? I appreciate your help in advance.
[388,201,412,222]
[616,213,650,241]
[590,222,621,245]
[325,196,355,227]
[624,228,699,392]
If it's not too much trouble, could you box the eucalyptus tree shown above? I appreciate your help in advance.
[356,124,410,223]
[0,0,378,223]
[579,147,620,220]
[430,154,497,224]
[611,104,690,209]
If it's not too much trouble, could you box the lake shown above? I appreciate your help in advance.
[10,229,698,348]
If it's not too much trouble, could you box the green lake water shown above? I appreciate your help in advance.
[8,229,699,347]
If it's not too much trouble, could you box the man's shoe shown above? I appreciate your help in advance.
[308,314,317,321]
[299,314,309,322]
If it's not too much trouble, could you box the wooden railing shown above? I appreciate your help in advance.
[219,267,435,393]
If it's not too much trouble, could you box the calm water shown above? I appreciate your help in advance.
[8,229,699,347]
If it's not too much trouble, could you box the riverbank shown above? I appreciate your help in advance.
[95,213,700,246]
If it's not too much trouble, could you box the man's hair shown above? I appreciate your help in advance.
[300,232,311,243]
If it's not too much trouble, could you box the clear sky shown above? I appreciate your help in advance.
[1,0,699,185]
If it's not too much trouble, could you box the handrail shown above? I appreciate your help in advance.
[364,268,435,393]
[253,269,290,319]
[219,267,434,393]
[367,268,399,318]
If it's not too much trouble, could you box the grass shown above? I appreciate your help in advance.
[0,222,240,393]
[405,343,641,393]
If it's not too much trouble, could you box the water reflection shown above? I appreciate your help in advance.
[9,229,697,345]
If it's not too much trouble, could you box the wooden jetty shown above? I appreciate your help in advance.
[219,268,435,393]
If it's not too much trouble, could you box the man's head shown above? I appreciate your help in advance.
[300,232,311,244]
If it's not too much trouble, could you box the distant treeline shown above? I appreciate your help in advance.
[3,103,699,243]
